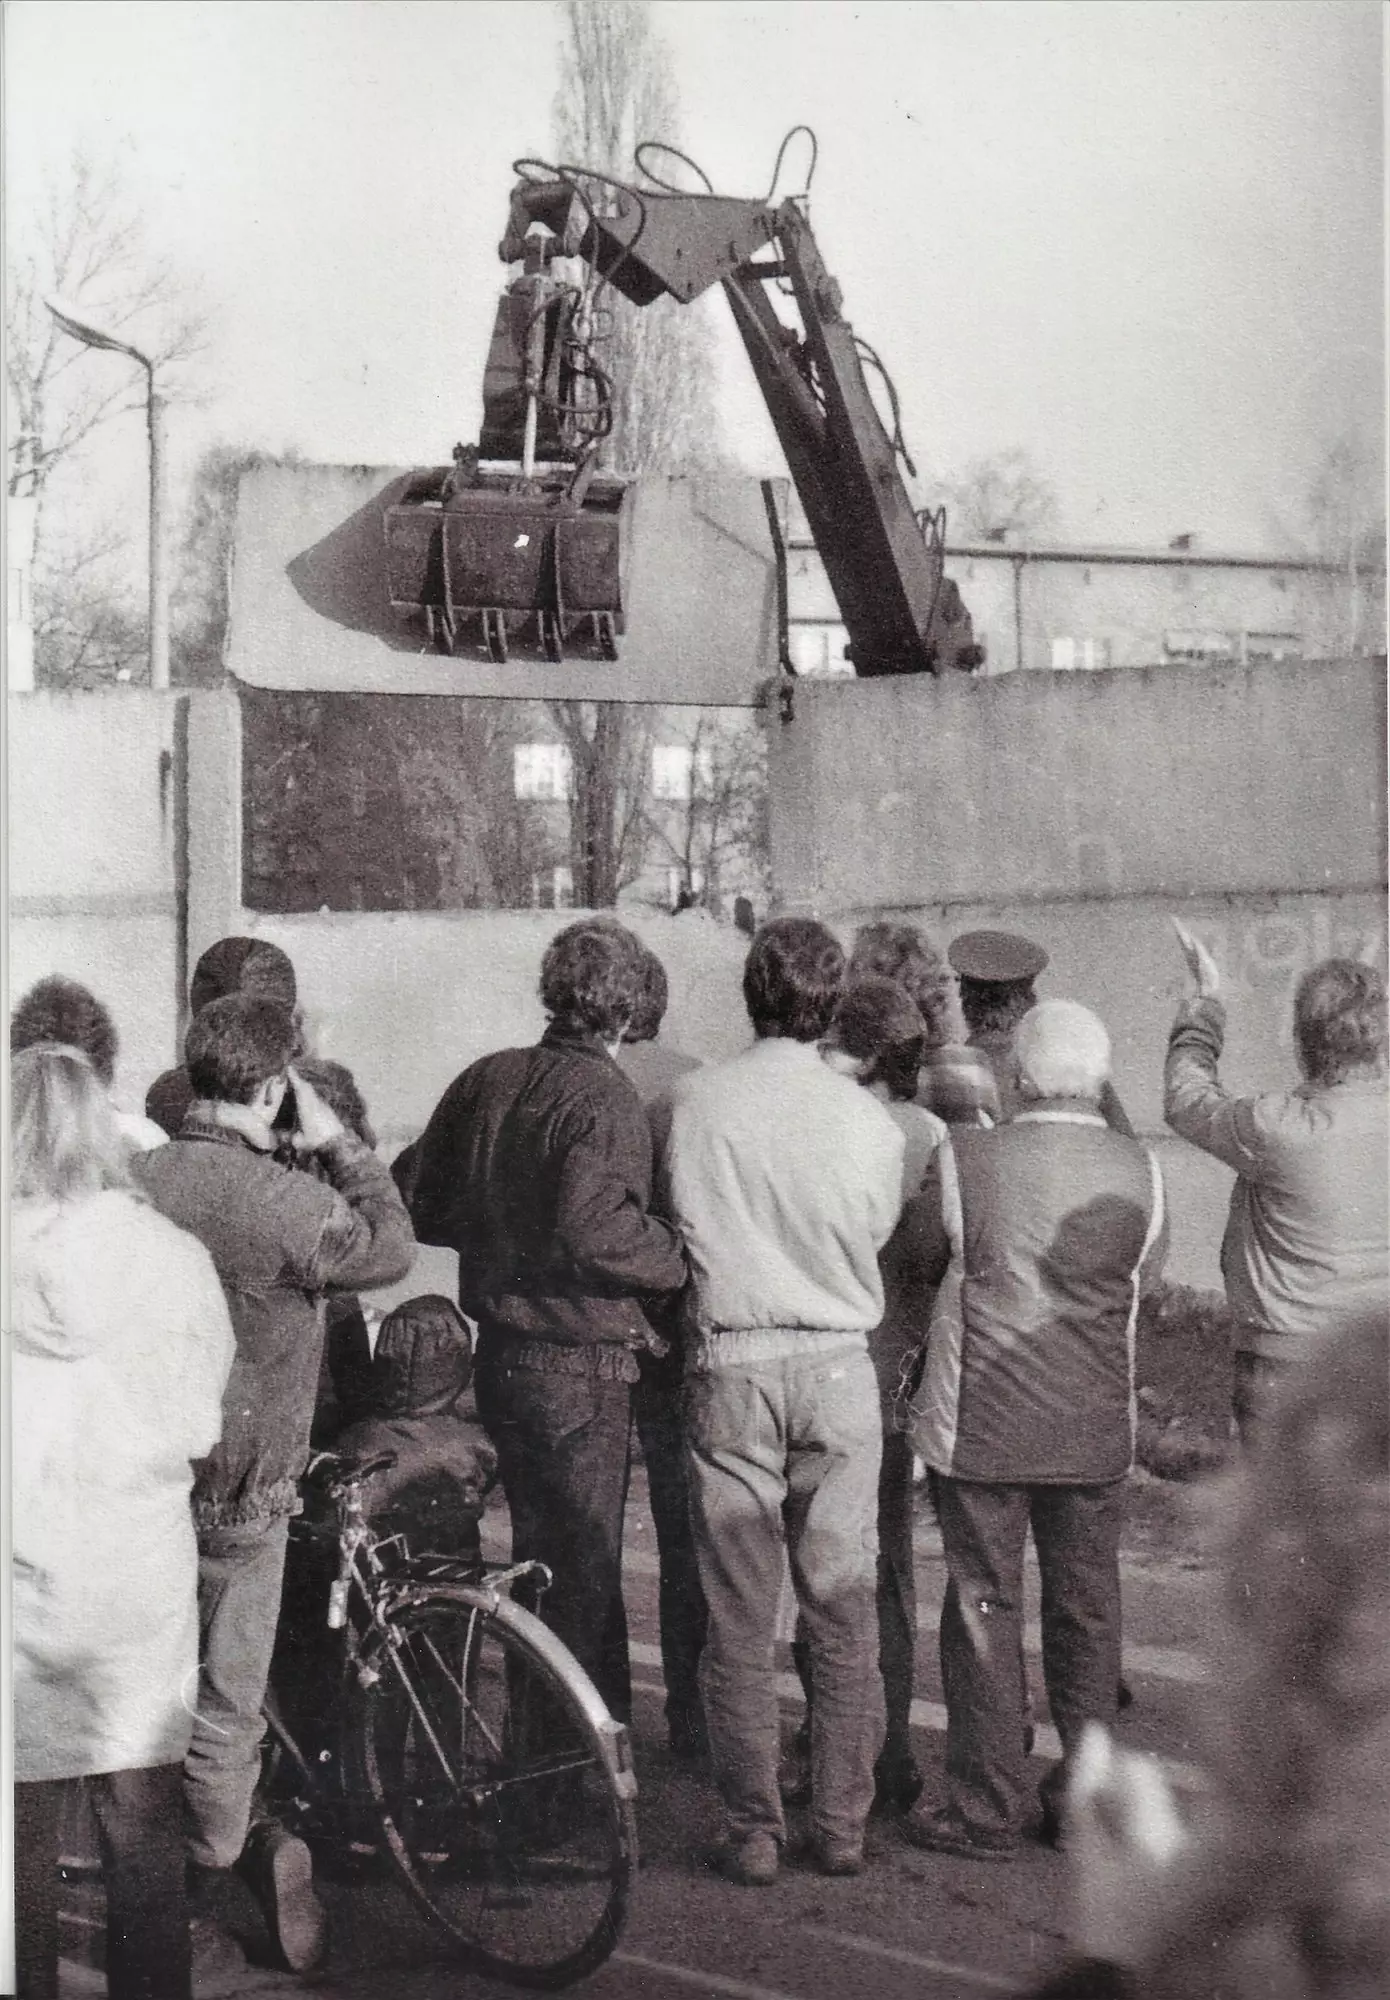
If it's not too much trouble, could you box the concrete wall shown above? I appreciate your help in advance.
[228,464,783,706]
[8,689,186,1110]
[185,687,753,1148]
[771,655,1387,1287]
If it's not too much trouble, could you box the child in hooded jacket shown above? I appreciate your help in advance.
[270,1295,497,1769]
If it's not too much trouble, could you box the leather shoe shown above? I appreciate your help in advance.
[238,1822,328,1973]
[718,1830,780,1887]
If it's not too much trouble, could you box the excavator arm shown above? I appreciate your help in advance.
[386,156,982,677]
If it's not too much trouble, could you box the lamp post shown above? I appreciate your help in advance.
[44,296,169,690]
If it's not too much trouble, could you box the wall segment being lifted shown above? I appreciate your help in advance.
[226,461,786,706]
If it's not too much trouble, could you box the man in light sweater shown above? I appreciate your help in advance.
[661,919,905,1886]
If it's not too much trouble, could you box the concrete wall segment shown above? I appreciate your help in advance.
[7,688,184,1107]
[771,656,1385,914]
[228,463,785,706]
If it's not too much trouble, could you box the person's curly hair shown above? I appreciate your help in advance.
[539,921,646,1041]
[1293,958,1388,1087]
[626,947,670,1045]
[828,976,928,1101]
[743,918,844,1042]
[849,922,964,1050]
[1140,1311,1390,2000]
[10,976,119,1087]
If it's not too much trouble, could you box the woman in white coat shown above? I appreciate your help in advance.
[11,1044,235,2000]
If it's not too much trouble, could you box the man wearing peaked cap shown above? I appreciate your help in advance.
[949,930,1050,988]
[949,930,1134,1136]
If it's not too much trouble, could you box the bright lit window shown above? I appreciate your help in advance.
[1052,636,1111,671]
[1242,631,1302,662]
[514,743,573,801]
[1164,630,1236,662]
[789,625,854,677]
[651,743,714,801]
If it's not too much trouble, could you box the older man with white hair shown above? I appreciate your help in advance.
[901,1000,1167,1862]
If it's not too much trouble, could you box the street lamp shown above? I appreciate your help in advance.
[44,295,169,691]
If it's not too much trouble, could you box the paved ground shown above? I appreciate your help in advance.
[58,1469,1221,2000]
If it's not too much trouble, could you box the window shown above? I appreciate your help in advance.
[667,867,706,906]
[531,864,574,910]
[513,742,573,801]
[789,624,854,677]
[650,742,714,801]
[1242,631,1302,662]
[1164,630,1236,662]
[1051,636,1111,671]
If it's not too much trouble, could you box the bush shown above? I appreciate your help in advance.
[1134,1281,1235,1481]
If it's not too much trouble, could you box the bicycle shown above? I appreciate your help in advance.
[261,1448,638,1989]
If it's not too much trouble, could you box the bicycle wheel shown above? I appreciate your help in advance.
[354,1584,637,1989]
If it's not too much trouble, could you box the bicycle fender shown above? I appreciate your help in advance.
[383,1583,639,1803]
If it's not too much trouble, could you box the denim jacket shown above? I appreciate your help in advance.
[135,1108,415,1528]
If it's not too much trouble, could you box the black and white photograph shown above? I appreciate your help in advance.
[4,3,1387,1997]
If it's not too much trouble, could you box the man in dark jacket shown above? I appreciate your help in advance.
[135,994,414,1971]
[903,1000,1166,1863]
[404,921,687,1719]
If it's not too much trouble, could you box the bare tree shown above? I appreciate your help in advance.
[549,698,655,907]
[547,0,720,904]
[1304,432,1386,655]
[940,448,1060,544]
[640,711,769,913]
[31,518,147,689]
[7,150,207,512]
[397,701,561,908]
[8,149,209,686]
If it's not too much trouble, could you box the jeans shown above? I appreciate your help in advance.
[634,1354,708,1733]
[934,1475,1124,1844]
[15,1766,191,2000]
[474,1354,635,1720]
[686,1344,884,1850]
[791,1427,918,1782]
[186,1516,291,1869]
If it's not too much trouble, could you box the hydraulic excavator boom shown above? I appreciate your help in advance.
[386,143,983,676]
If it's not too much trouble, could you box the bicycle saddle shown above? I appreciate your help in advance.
[305,1448,399,1493]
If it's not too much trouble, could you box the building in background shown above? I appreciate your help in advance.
[783,493,1384,679]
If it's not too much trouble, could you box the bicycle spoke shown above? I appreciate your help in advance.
[357,1589,634,1988]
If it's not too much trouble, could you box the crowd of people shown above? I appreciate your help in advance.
[9,910,1388,1997]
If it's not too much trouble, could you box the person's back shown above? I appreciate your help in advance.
[919,1113,1162,1484]
[131,992,413,1974]
[668,1042,902,1346]
[1210,1078,1386,1336]
[661,919,905,1886]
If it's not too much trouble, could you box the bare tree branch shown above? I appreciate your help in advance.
[7,148,209,505]
[935,449,1061,544]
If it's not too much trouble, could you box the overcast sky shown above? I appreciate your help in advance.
[6,0,1383,550]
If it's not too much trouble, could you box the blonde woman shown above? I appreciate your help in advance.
[11,1045,234,2000]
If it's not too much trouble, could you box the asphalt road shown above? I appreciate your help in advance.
[57,1469,1221,2000]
